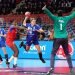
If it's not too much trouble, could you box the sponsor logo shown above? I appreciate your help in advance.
[23,45,46,54]
[56,42,74,59]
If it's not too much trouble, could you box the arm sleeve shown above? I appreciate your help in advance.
[25,23,30,28]
[44,8,57,20]
[66,12,75,21]
[36,25,41,30]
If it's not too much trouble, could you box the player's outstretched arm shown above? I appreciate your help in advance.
[42,5,56,20]
[67,8,75,20]
[36,28,44,33]
[18,32,27,36]
[0,34,6,37]
[37,29,44,33]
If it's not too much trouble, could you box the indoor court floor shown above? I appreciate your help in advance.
[0,59,75,75]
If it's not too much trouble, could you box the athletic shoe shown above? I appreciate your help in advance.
[19,41,24,48]
[40,58,46,63]
[47,68,54,75]
[70,69,75,75]
[6,61,10,68]
[13,64,17,68]
[6,60,8,64]
[6,61,10,64]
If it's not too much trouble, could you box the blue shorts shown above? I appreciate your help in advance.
[26,36,39,46]
[0,41,6,47]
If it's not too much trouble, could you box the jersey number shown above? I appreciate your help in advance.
[60,23,63,30]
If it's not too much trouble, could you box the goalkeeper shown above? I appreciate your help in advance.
[42,5,75,75]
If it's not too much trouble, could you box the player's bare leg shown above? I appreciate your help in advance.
[7,43,19,68]
[35,45,45,63]
[2,47,8,64]
[0,55,3,64]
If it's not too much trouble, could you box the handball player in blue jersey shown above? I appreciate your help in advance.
[19,14,45,63]
[0,27,8,64]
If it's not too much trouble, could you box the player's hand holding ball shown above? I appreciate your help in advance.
[25,11,31,18]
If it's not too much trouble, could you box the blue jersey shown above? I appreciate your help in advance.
[0,28,6,42]
[25,23,41,46]
[0,28,6,47]
[26,23,41,38]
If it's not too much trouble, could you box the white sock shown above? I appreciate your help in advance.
[14,57,17,65]
[8,56,14,62]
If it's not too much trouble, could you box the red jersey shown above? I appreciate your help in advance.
[6,27,17,42]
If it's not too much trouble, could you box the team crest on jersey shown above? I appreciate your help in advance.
[56,42,74,59]
[59,20,64,23]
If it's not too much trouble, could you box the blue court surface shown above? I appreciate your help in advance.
[0,41,75,75]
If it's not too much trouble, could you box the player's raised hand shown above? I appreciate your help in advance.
[72,8,75,12]
[42,5,46,10]
[25,11,31,18]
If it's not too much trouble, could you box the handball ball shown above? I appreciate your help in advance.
[25,12,31,17]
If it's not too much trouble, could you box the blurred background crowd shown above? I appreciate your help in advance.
[0,0,75,40]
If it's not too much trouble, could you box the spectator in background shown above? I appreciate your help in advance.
[39,33,45,40]
[68,33,74,41]
[48,29,54,40]
[36,16,42,25]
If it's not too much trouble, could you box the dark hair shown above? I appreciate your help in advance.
[57,10,63,16]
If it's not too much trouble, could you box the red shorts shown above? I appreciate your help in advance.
[6,40,14,48]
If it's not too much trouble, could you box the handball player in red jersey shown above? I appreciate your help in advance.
[6,25,19,68]
[6,21,26,68]
[6,21,23,68]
